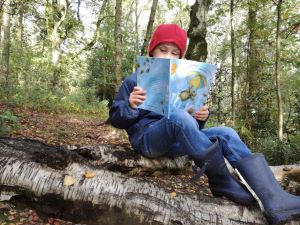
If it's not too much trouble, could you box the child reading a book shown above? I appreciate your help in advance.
[109,24,300,224]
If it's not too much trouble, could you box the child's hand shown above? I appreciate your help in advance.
[194,105,209,121]
[129,86,147,109]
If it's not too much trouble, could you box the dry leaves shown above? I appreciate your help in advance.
[170,192,177,197]
[83,171,95,179]
[63,175,76,186]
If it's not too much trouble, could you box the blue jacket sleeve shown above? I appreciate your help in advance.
[109,77,140,129]
[197,120,207,130]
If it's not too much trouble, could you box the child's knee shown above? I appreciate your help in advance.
[169,110,198,128]
[220,127,240,139]
[170,110,192,123]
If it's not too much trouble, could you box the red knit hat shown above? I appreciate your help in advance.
[148,24,188,59]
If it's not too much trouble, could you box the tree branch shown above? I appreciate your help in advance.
[272,0,278,6]
[71,0,109,59]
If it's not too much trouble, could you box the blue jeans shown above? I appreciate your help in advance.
[138,110,252,167]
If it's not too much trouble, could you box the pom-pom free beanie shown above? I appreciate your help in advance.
[148,24,188,59]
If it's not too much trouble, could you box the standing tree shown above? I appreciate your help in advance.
[274,0,283,141]
[17,0,24,48]
[45,0,69,89]
[133,0,142,70]
[17,0,25,85]
[246,0,260,130]
[114,0,123,91]
[230,0,236,124]
[1,0,11,85]
[185,0,212,61]
[141,0,159,56]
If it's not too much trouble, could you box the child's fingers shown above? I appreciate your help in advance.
[133,86,146,94]
[133,86,142,91]
[199,105,209,112]
[129,90,147,108]
[202,105,208,109]
[194,108,209,120]
[195,114,208,121]
[130,91,147,100]
[134,91,146,96]
[197,115,208,120]
[195,110,209,117]
[132,95,146,102]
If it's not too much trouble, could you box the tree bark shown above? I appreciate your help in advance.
[0,137,269,225]
[114,0,123,92]
[0,0,11,84]
[275,0,283,141]
[185,0,212,61]
[246,0,259,129]
[17,0,24,48]
[230,0,236,125]
[17,0,25,85]
[141,0,159,56]
[132,0,141,70]
[45,0,69,89]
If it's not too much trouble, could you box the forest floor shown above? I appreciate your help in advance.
[0,105,209,225]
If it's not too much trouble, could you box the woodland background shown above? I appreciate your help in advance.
[0,0,299,165]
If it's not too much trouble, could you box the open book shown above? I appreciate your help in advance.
[136,56,217,118]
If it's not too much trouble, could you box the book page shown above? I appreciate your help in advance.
[169,59,217,117]
[137,57,170,116]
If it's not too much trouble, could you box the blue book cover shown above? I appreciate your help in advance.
[136,56,217,118]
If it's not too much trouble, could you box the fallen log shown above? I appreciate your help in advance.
[0,137,299,225]
[67,142,192,174]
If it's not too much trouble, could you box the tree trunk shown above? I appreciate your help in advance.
[0,137,270,225]
[114,0,123,92]
[246,1,259,130]
[17,0,25,85]
[46,0,69,89]
[0,0,11,84]
[102,46,108,101]
[275,0,283,141]
[185,0,212,61]
[230,0,236,125]
[17,0,24,48]
[141,0,159,56]
[1,137,300,224]
[132,0,141,71]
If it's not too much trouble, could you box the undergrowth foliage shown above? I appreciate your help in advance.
[0,84,108,116]
[0,110,21,136]
[0,82,109,136]
[206,119,300,166]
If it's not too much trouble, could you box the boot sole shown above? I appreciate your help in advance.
[265,209,300,225]
[211,190,256,206]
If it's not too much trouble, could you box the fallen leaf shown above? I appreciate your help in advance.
[63,175,76,186]
[8,215,14,221]
[170,192,177,197]
[9,210,17,215]
[84,171,96,179]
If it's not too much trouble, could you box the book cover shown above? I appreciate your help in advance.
[136,56,217,118]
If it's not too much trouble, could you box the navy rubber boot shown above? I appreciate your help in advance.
[192,138,256,206]
[236,154,300,224]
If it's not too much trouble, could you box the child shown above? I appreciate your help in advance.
[109,24,300,224]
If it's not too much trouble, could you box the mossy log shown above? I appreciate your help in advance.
[0,137,299,225]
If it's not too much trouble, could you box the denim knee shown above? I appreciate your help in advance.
[216,127,240,141]
[169,110,199,130]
